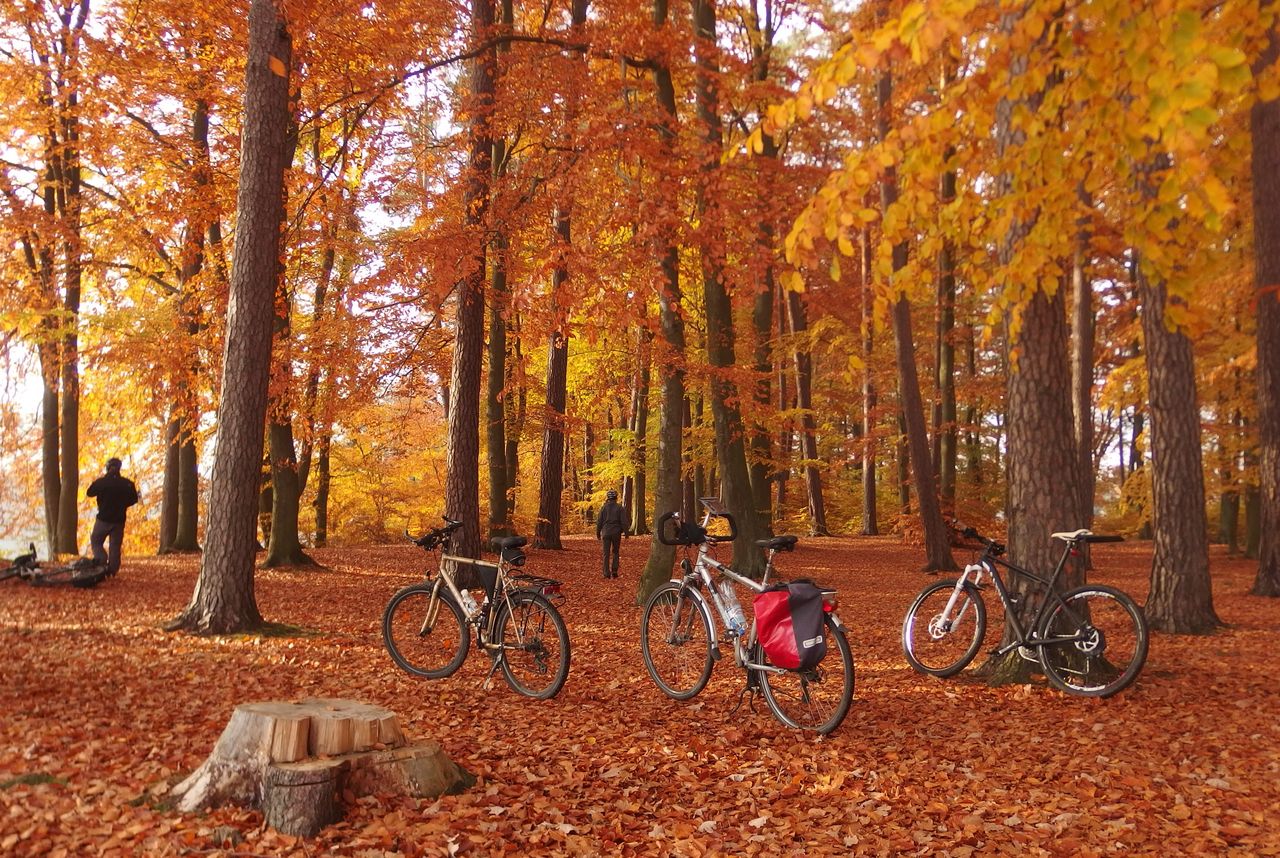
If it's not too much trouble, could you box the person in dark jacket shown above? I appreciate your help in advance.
[87,457,139,576]
[596,489,626,578]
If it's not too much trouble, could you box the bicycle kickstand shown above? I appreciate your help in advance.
[728,677,761,719]
[480,652,502,691]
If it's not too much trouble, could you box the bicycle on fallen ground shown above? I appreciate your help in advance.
[640,498,854,734]
[382,517,571,699]
[902,524,1148,697]
[1,544,109,588]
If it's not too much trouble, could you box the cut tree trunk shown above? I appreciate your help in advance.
[171,698,472,836]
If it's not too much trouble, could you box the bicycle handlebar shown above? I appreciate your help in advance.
[656,512,704,546]
[407,516,463,549]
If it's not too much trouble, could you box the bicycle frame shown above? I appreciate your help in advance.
[953,540,1091,657]
[672,502,841,675]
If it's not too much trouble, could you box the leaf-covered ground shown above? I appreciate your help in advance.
[1,535,1277,857]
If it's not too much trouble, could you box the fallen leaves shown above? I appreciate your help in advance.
[1,538,1279,856]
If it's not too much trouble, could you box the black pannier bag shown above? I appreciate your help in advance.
[753,581,827,670]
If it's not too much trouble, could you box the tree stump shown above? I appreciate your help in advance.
[170,698,472,834]
[262,759,348,837]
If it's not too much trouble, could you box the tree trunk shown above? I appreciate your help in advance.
[861,223,879,535]
[630,331,652,535]
[1139,268,1220,630]
[487,231,512,538]
[169,0,291,634]
[1071,218,1096,531]
[935,146,957,515]
[1251,7,1280,596]
[486,1,515,539]
[159,413,181,553]
[877,67,952,570]
[444,0,496,563]
[691,0,767,576]
[1220,490,1240,554]
[984,16,1077,682]
[313,430,331,547]
[535,213,571,550]
[786,290,829,536]
[637,0,686,601]
[266,419,314,567]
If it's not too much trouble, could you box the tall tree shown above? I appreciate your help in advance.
[1138,260,1220,632]
[786,289,830,535]
[486,0,515,539]
[638,0,688,601]
[876,62,954,572]
[1252,2,1280,597]
[169,0,293,633]
[691,0,768,576]
[444,0,497,561]
[533,0,589,550]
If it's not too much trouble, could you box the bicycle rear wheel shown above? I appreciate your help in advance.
[1038,584,1148,697]
[494,590,571,699]
[382,583,469,678]
[641,582,714,700]
[757,614,854,735]
[902,579,987,677]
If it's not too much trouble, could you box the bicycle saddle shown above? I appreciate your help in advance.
[755,535,798,552]
[491,536,527,551]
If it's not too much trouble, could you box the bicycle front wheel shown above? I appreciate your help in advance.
[902,579,987,677]
[382,583,469,678]
[641,582,714,700]
[494,590,571,699]
[1038,584,1148,697]
[757,614,854,735]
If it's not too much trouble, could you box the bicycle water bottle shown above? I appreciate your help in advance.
[458,589,479,616]
[718,579,747,637]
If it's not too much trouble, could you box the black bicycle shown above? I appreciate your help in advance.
[382,518,571,699]
[902,525,1149,697]
[1,544,108,588]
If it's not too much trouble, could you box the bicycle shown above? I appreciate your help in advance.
[1,545,109,588]
[382,517,571,700]
[640,498,854,735]
[902,524,1149,697]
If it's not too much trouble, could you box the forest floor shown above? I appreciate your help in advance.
[1,534,1277,857]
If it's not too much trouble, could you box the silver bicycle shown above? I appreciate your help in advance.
[640,498,854,734]
[382,518,571,699]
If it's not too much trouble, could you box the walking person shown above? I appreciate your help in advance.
[596,489,626,579]
[87,457,139,577]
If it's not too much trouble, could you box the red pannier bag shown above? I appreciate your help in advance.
[753,581,827,670]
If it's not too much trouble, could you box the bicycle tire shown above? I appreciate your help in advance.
[0,567,22,583]
[1037,584,1148,697]
[494,590,571,699]
[382,583,469,678]
[640,582,714,700]
[902,579,987,677]
[757,614,854,735]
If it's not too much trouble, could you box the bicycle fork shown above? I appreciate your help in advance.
[937,563,986,634]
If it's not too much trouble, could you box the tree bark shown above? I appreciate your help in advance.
[1139,268,1220,631]
[444,0,497,562]
[159,414,181,553]
[861,222,879,535]
[786,290,830,536]
[169,0,292,633]
[691,0,768,576]
[535,209,572,550]
[1252,6,1280,596]
[1071,218,1096,531]
[877,67,953,571]
[638,0,686,601]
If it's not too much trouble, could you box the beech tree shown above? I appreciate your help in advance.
[1252,3,1280,597]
